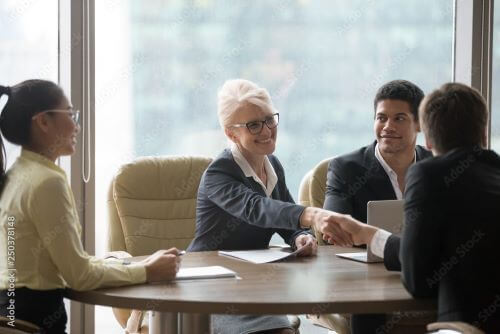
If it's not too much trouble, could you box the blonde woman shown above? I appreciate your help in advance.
[188,79,352,334]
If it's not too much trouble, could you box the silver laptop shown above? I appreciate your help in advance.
[336,200,404,263]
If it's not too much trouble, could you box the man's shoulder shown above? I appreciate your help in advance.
[408,151,443,179]
[416,145,433,160]
[407,148,478,189]
[411,147,470,171]
[331,142,376,170]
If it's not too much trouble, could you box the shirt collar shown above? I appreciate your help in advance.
[230,144,278,197]
[374,143,416,176]
[20,148,65,176]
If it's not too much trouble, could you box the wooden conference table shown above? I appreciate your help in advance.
[65,246,435,334]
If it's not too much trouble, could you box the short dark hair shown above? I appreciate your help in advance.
[419,83,487,154]
[374,80,424,120]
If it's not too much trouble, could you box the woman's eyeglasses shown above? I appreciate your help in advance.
[230,113,279,135]
[32,107,80,124]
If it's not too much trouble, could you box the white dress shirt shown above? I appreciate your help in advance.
[231,144,278,198]
[370,144,416,258]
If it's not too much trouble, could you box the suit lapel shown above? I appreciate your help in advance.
[246,176,267,196]
[227,149,268,197]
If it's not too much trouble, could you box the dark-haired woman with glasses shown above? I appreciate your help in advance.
[0,80,181,333]
[187,79,353,334]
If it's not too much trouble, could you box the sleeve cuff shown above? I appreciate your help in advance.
[127,264,147,284]
[370,229,391,258]
[297,205,307,229]
[103,257,124,265]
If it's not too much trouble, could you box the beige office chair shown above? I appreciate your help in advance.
[0,316,40,334]
[107,155,212,333]
[297,169,313,207]
[297,157,333,245]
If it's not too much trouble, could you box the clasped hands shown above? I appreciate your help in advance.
[320,211,379,247]
[304,208,379,247]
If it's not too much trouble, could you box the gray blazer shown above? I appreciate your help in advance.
[188,149,309,252]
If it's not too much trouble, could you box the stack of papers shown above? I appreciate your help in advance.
[218,248,302,264]
[176,266,236,280]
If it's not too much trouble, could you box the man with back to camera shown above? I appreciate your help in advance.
[324,82,500,333]
[321,80,433,333]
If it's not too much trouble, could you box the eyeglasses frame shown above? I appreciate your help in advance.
[229,112,280,135]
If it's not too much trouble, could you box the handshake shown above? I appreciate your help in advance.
[302,207,379,247]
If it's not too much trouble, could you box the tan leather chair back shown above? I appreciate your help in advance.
[107,156,212,256]
[298,169,313,207]
[308,157,333,245]
[309,157,332,208]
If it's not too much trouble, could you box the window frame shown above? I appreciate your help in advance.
[59,0,96,333]
[453,0,494,146]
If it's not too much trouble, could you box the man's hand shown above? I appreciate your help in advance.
[322,214,378,246]
[315,212,353,247]
[294,234,317,256]
[301,207,354,247]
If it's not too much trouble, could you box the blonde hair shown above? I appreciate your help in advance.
[217,79,276,128]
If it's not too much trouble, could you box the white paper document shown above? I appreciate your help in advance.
[218,247,302,264]
[175,266,236,280]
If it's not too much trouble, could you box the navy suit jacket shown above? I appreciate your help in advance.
[188,149,308,252]
[323,140,432,223]
[384,147,500,332]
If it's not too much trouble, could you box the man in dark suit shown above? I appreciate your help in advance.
[326,83,500,333]
[324,79,432,223]
[323,80,432,333]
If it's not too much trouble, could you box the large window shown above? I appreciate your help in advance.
[0,0,58,168]
[95,1,452,331]
[96,0,453,198]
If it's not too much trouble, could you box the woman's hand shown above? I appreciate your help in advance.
[143,248,182,283]
[294,234,318,256]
